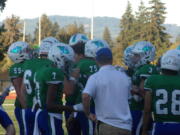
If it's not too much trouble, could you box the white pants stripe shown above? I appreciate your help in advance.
[88,119,93,135]
[48,113,62,135]
[22,109,27,135]
[33,109,42,135]
[152,123,156,135]
[135,114,143,135]
[50,115,56,135]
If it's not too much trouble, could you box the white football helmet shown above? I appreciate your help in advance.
[161,49,180,71]
[39,37,59,55]
[8,41,31,63]
[132,41,156,67]
[69,33,88,46]
[123,45,135,68]
[176,45,180,50]
[48,43,75,69]
[85,39,110,58]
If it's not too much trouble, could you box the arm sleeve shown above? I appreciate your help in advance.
[139,66,151,79]
[144,77,153,91]
[82,74,97,98]
[46,69,64,84]
[9,66,24,79]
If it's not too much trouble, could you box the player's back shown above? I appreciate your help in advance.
[146,74,180,122]
[34,66,64,111]
[74,58,98,104]
[23,58,53,108]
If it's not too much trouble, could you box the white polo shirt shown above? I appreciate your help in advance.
[83,65,132,131]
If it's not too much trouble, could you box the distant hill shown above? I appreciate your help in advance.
[24,16,120,40]
[2,15,180,42]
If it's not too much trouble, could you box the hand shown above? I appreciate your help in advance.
[131,89,139,95]
[66,113,77,131]
[73,103,83,111]
[131,85,141,96]
[88,113,97,122]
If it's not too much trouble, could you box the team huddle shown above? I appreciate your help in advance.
[0,33,180,135]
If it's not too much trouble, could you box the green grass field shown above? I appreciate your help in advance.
[0,99,68,135]
[0,99,19,135]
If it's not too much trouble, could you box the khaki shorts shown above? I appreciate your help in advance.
[95,121,131,135]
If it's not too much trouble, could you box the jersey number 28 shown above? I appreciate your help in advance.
[156,89,180,115]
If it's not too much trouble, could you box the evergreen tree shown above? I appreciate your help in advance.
[51,22,60,37]
[135,1,150,41]
[103,27,113,47]
[56,28,70,43]
[0,15,23,51]
[0,24,5,47]
[66,23,80,36]
[112,44,124,65]
[56,23,86,43]
[0,15,5,59]
[78,24,85,33]
[33,14,59,44]
[115,1,135,65]
[0,0,6,11]
[148,0,171,57]
[25,33,33,45]
[40,14,54,37]
[116,1,136,50]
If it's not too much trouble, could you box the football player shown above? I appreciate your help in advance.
[22,37,59,135]
[130,41,158,135]
[123,45,135,76]
[8,41,31,135]
[33,43,75,135]
[65,33,89,135]
[143,49,180,135]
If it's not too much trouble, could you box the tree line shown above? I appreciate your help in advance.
[0,0,180,70]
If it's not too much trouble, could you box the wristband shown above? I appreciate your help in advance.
[73,103,83,111]
[69,76,77,83]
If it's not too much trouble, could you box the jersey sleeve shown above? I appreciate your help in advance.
[139,65,158,78]
[144,76,153,91]
[45,68,64,84]
[9,64,24,79]
[139,66,152,78]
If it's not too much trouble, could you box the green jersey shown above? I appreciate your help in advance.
[73,58,98,104]
[144,75,180,122]
[67,58,98,104]
[130,64,159,110]
[132,64,159,86]
[9,62,25,107]
[23,58,53,108]
[34,66,64,112]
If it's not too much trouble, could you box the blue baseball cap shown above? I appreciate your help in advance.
[96,48,112,62]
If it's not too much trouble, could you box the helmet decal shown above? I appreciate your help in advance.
[10,46,22,53]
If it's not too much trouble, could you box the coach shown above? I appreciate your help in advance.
[82,47,132,135]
